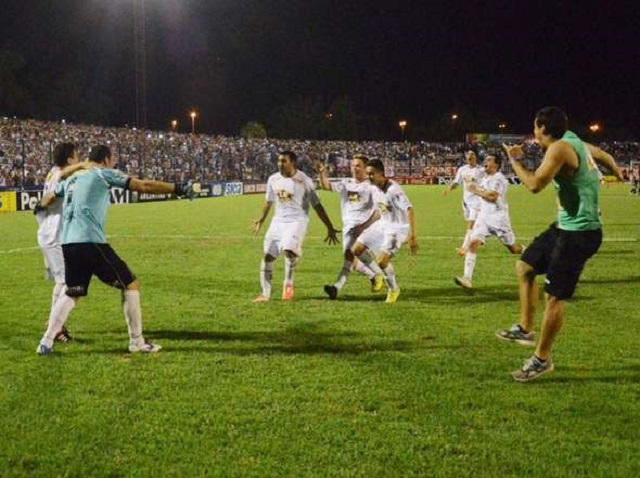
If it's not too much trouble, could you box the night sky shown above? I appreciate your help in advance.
[2,0,639,136]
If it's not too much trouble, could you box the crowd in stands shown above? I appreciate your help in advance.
[1,118,638,189]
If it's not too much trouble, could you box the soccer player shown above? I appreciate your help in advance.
[316,154,385,300]
[252,151,340,302]
[454,154,524,289]
[353,158,418,303]
[36,145,196,355]
[442,149,485,255]
[35,143,81,342]
[498,106,623,382]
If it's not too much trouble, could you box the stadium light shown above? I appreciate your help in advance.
[589,123,601,133]
[451,114,458,121]
[171,119,178,132]
[190,111,197,134]
[399,120,407,141]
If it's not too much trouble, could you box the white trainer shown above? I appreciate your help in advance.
[129,340,162,353]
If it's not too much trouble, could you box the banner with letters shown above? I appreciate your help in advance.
[224,181,243,197]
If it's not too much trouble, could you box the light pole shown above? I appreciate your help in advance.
[190,111,197,134]
[171,119,178,132]
[399,120,407,141]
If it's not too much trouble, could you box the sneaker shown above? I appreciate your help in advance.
[511,356,554,382]
[495,324,535,347]
[36,343,53,356]
[253,294,269,303]
[282,283,294,301]
[54,326,72,343]
[324,284,338,300]
[456,247,466,257]
[454,276,473,289]
[129,340,162,353]
[370,275,385,293]
[385,288,400,304]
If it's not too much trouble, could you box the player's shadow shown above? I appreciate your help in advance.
[145,325,421,356]
[581,276,640,285]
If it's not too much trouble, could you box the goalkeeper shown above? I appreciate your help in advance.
[36,144,196,355]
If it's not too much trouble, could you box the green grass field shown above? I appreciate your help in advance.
[1,184,639,477]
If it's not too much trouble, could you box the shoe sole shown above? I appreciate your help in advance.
[495,332,536,347]
[511,362,555,382]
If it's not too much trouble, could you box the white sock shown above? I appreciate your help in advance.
[382,263,398,290]
[358,251,384,276]
[284,255,297,285]
[461,231,471,250]
[334,260,353,290]
[464,252,477,280]
[123,290,143,343]
[352,259,375,279]
[260,260,273,297]
[51,283,65,310]
[41,294,76,348]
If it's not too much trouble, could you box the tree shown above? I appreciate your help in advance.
[240,121,267,139]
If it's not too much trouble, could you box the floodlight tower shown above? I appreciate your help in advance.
[133,0,148,128]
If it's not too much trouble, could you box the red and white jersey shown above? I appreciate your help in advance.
[373,180,413,226]
[36,166,64,247]
[266,170,320,223]
[330,178,376,228]
[454,164,485,206]
[479,172,510,216]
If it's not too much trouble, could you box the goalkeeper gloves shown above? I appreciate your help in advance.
[33,200,45,215]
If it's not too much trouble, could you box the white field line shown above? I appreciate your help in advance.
[1,234,637,254]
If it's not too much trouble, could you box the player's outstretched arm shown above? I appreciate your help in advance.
[586,143,623,181]
[503,142,564,193]
[129,178,197,199]
[252,202,272,235]
[313,203,340,245]
[60,160,93,179]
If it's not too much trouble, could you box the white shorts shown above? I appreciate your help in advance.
[462,201,481,222]
[264,219,308,258]
[41,245,65,284]
[355,221,384,255]
[469,213,516,246]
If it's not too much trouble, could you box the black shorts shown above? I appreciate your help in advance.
[62,243,136,297]
[521,223,602,300]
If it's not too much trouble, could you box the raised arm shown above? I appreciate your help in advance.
[503,142,569,193]
[315,162,331,190]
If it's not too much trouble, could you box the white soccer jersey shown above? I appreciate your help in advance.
[331,178,376,227]
[373,180,413,226]
[36,166,64,247]
[478,172,509,216]
[266,170,320,223]
[454,164,485,207]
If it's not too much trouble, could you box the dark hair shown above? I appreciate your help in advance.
[52,143,76,168]
[353,153,369,165]
[89,145,112,164]
[486,154,502,169]
[279,150,297,164]
[535,106,568,139]
[367,158,385,174]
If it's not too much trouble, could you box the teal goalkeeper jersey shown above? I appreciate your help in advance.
[55,167,130,244]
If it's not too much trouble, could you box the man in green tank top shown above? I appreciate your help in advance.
[497,106,622,382]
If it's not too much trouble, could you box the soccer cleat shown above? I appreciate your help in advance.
[456,247,466,257]
[282,283,294,301]
[370,275,385,293]
[454,276,473,289]
[54,326,72,343]
[496,324,535,347]
[324,284,338,300]
[511,356,554,382]
[128,340,162,353]
[253,294,270,303]
[385,288,400,304]
[36,343,53,356]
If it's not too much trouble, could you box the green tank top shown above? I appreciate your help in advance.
[553,130,601,231]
